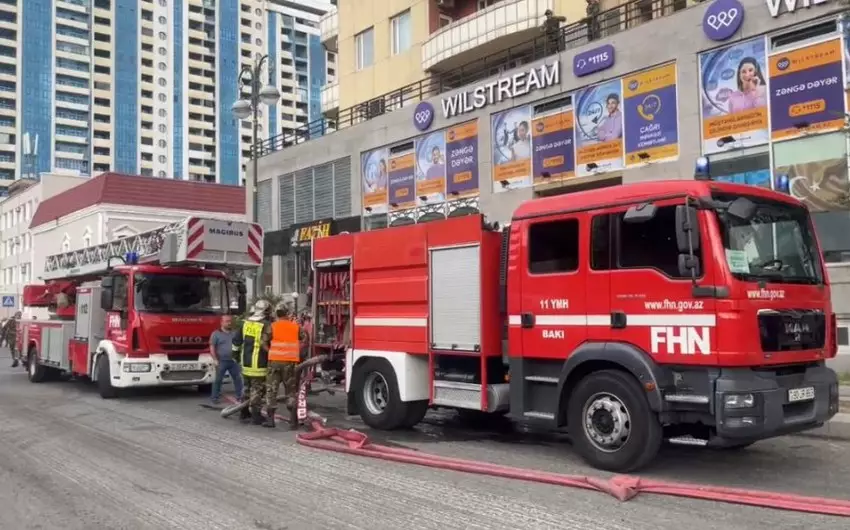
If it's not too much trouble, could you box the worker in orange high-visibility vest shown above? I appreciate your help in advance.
[263,304,305,428]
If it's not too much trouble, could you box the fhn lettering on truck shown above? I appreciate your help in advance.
[650,326,711,355]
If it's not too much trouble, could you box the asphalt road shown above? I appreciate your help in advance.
[0,352,848,529]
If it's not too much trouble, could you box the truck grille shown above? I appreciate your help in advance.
[158,336,209,352]
[758,309,825,352]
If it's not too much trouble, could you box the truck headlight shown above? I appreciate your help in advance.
[724,393,755,409]
[123,362,152,373]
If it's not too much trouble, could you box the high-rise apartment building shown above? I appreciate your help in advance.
[0,0,334,196]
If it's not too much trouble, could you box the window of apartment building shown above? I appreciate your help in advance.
[772,132,850,263]
[355,27,374,71]
[391,11,412,56]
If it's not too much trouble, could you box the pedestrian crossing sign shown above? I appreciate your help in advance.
[1,296,14,307]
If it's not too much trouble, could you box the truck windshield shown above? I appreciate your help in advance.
[714,194,823,285]
[133,273,226,314]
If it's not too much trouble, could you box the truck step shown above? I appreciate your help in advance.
[432,381,510,412]
[667,435,709,447]
[523,411,555,420]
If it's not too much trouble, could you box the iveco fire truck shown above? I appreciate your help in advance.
[18,216,263,398]
[311,180,839,472]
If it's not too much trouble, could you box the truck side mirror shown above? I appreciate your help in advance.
[236,293,247,314]
[623,202,657,224]
[727,197,756,221]
[100,287,113,311]
[101,276,114,289]
[678,254,701,278]
[675,205,701,253]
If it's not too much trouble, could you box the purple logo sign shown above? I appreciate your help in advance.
[413,101,435,131]
[573,44,615,78]
[702,0,744,42]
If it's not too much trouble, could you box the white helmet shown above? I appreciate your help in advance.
[250,299,272,320]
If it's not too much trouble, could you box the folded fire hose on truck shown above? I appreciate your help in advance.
[220,359,850,518]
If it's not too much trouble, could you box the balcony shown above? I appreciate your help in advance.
[320,81,339,117]
[423,0,553,72]
[319,8,338,52]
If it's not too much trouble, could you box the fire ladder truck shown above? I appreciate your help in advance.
[19,216,263,398]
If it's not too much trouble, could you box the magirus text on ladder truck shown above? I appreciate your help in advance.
[16,216,263,398]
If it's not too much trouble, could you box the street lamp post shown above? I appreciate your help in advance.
[231,53,281,298]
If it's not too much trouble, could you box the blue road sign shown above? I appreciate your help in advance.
[2,295,15,307]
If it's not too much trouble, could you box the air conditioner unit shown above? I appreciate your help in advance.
[437,0,455,8]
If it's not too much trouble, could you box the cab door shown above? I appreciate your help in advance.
[607,200,718,365]
[520,214,587,360]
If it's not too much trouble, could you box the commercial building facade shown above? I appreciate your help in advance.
[252,0,850,330]
[2,0,334,196]
[317,0,588,127]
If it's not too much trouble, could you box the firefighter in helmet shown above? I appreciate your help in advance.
[232,299,274,425]
[263,303,306,429]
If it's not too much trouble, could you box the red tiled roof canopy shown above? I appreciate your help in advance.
[30,172,246,229]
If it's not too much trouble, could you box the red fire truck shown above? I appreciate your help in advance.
[311,180,839,472]
[18,216,263,398]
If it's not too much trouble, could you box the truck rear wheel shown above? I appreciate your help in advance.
[354,358,420,430]
[567,369,662,473]
[96,355,118,399]
[27,348,47,383]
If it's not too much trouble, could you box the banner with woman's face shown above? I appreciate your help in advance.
[698,37,770,155]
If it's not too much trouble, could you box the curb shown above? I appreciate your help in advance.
[792,412,850,442]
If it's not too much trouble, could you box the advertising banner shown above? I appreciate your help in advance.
[574,78,624,177]
[623,63,680,167]
[491,106,533,193]
[445,121,479,199]
[769,39,844,141]
[698,37,769,154]
[414,130,447,205]
[387,152,416,211]
[360,147,389,215]
[531,109,575,185]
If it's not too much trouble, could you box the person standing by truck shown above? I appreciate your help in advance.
[232,300,274,425]
[1,311,21,367]
[209,315,244,404]
[263,305,306,429]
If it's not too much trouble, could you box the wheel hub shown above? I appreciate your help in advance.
[363,372,389,416]
[583,393,631,452]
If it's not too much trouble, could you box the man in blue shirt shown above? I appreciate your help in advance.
[209,315,244,403]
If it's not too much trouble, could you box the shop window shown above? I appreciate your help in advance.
[281,254,297,295]
[617,206,696,279]
[707,146,771,188]
[364,214,387,231]
[262,257,274,293]
[773,133,850,263]
[528,219,579,274]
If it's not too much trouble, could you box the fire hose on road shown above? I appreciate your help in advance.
[220,361,850,518]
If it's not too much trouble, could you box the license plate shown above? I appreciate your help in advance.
[788,387,815,403]
[171,363,198,371]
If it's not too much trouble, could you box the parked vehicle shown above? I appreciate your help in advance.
[18,216,262,398]
[311,180,839,472]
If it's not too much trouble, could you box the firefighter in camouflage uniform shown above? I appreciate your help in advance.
[2,311,21,368]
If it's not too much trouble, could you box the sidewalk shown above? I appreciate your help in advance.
[798,384,850,441]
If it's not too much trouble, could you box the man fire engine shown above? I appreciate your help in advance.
[18,216,263,399]
[312,180,839,472]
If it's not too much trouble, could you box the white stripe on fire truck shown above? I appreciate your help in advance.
[354,317,428,327]
[508,314,717,327]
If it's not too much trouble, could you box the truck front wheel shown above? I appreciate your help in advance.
[354,358,419,430]
[96,355,118,399]
[567,369,662,473]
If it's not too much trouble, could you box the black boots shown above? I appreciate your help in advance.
[263,408,276,428]
[251,407,264,425]
[10,359,18,368]
[239,403,251,422]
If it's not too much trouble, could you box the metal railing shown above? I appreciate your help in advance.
[254,0,693,158]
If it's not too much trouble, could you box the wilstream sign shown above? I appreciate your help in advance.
[440,62,561,119]
[766,0,833,18]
